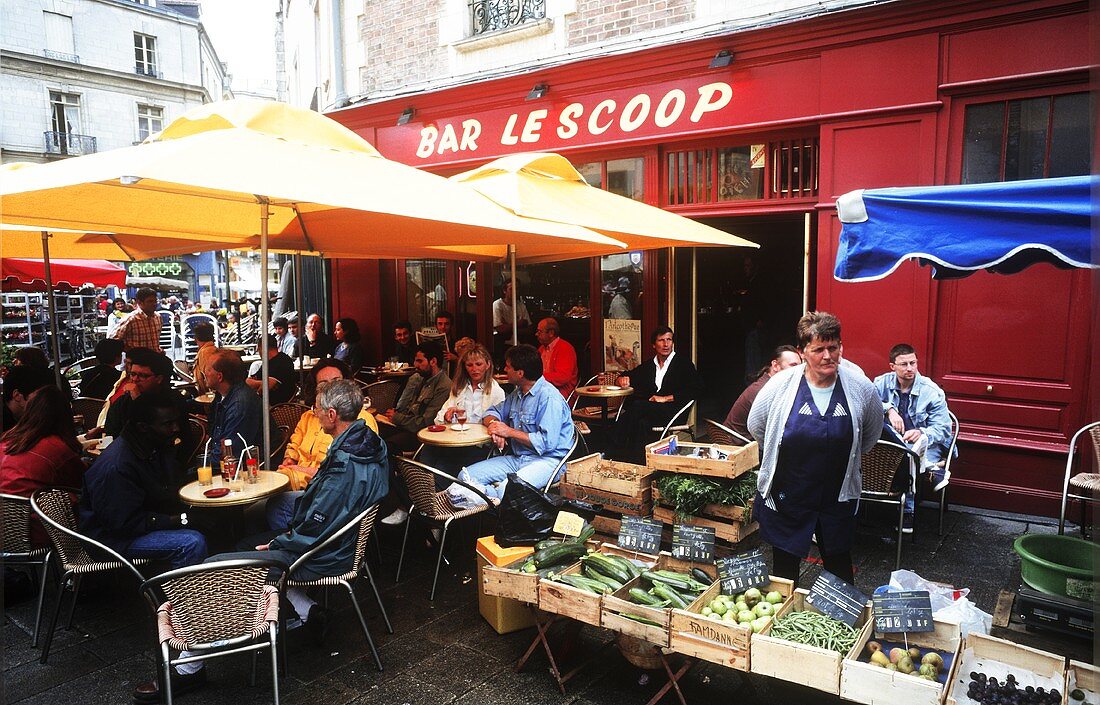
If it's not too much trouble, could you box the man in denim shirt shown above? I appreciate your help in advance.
[873,343,954,532]
[448,344,574,508]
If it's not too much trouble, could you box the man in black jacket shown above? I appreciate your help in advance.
[79,338,123,399]
[617,326,698,462]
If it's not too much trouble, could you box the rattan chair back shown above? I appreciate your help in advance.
[860,440,914,496]
[31,488,91,570]
[0,493,38,558]
[271,403,308,433]
[71,397,106,426]
[142,559,281,651]
[364,380,400,413]
[396,458,455,520]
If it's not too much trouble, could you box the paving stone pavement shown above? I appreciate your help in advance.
[2,502,1092,705]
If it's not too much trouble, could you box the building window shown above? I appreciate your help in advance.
[137,104,163,141]
[665,138,816,206]
[577,158,645,200]
[469,0,546,36]
[134,33,158,76]
[405,259,447,332]
[43,11,78,63]
[961,92,1092,184]
[45,91,95,155]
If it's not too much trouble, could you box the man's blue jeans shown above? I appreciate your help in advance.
[266,491,304,532]
[126,529,208,569]
[447,454,562,508]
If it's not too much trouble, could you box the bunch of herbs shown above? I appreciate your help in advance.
[654,471,757,518]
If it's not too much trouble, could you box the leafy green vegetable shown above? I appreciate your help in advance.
[654,471,757,518]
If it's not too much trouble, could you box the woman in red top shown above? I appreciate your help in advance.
[0,386,85,546]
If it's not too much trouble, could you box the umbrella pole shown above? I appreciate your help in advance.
[40,232,64,388]
[509,244,517,347]
[294,253,306,389]
[259,200,272,472]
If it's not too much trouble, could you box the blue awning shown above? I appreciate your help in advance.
[834,175,1097,281]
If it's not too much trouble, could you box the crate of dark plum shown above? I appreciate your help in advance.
[841,618,961,705]
[944,632,1066,705]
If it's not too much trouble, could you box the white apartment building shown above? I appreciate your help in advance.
[1,0,231,163]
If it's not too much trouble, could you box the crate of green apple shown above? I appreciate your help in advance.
[840,618,961,705]
[602,552,717,646]
[667,576,795,670]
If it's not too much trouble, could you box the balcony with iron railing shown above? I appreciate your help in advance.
[469,0,545,36]
[43,49,80,63]
[43,131,97,156]
[135,64,163,79]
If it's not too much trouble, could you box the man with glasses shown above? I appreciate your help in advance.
[535,317,578,399]
[873,343,954,533]
[112,287,162,353]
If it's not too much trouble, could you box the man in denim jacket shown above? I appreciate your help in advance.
[873,343,955,532]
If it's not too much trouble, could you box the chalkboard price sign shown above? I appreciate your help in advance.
[617,516,663,555]
[806,571,868,627]
[672,524,715,562]
[872,590,934,633]
[716,548,769,594]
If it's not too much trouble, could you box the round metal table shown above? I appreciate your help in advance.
[178,470,289,508]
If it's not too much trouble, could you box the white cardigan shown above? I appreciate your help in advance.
[747,361,883,504]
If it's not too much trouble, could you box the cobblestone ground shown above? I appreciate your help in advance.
[2,502,1092,705]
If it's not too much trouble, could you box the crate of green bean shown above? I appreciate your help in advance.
[751,588,873,694]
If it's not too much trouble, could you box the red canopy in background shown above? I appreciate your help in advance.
[1,258,126,291]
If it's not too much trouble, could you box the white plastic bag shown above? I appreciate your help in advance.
[935,597,992,637]
[888,569,969,612]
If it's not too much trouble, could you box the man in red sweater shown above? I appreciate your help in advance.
[535,318,578,399]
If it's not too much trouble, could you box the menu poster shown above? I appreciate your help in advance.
[716,548,769,594]
[806,571,868,627]
[672,524,715,563]
[617,515,663,555]
[872,590,934,633]
[603,319,641,371]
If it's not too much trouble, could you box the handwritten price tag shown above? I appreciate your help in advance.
[806,571,868,627]
[672,524,715,562]
[716,548,769,594]
[618,516,662,554]
[552,511,585,538]
[872,590,934,633]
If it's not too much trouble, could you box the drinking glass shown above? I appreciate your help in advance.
[228,474,245,493]
[196,465,213,486]
[455,401,468,431]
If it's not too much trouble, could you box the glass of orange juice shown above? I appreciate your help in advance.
[197,465,213,486]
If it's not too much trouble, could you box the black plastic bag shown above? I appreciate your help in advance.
[496,472,597,547]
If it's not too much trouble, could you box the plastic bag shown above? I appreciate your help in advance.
[889,569,969,612]
[496,472,596,547]
[935,597,992,637]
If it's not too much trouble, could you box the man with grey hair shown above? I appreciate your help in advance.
[211,378,389,644]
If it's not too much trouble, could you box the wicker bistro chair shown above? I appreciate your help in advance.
[700,418,753,447]
[927,411,961,536]
[1,494,52,646]
[571,374,627,423]
[859,440,921,571]
[653,399,696,439]
[30,488,149,664]
[393,457,498,601]
[184,416,209,468]
[364,380,401,414]
[141,559,283,705]
[1059,420,1100,535]
[61,356,97,379]
[271,403,309,435]
[281,504,390,673]
[71,397,106,428]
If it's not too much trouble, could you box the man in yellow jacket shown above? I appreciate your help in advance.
[278,359,377,492]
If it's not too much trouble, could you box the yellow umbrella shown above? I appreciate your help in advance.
[1,225,222,261]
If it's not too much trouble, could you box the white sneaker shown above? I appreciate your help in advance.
[381,507,408,525]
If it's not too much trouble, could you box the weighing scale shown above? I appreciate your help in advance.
[1014,585,1094,640]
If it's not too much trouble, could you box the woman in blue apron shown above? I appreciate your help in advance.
[747,312,883,588]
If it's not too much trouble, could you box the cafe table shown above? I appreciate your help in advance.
[416,422,491,449]
[178,470,289,508]
[572,384,633,422]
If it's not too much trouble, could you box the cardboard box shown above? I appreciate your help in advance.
[750,588,873,694]
[601,552,714,647]
[645,437,759,478]
[944,632,1066,705]
[476,536,536,634]
[840,618,962,705]
[668,576,794,670]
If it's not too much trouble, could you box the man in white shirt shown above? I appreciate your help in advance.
[492,281,531,347]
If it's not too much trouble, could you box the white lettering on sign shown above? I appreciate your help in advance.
[411,81,735,159]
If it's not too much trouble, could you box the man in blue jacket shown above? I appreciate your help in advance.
[202,349,263,463]
[212,379,389,643]
[873,343,955,533]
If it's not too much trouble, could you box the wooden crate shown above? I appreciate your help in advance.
[482,555,540,604]
[751,589,873,694]
[668,576,795,670]
[601,554,717,647]
[566,453,653,496]
[645,437,759,479]
[652,505,758,544]
[560,478,651,515]
[944,633,1066,705]
[592,541,660,565]
[1066,660,1100,704]
[537,562,605,627]
[652,487,752,522]
[840,619,962,705]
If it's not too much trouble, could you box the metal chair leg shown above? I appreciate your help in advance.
[39,570,70,664]
[277,606,289,677]
[270,630,280,705]
[938,487,946,536]
[250,650,258,687]
[895,494,905,572]
[31,553,50,647]
[430,520,451,602]
[162,643,175,705]
[363,563,393,634]
[394,503,414,583]
[344,579,383,671]
[64,574,83,629]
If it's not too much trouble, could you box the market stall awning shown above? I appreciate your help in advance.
[1,258,126,291]
[834,175,1098,281]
